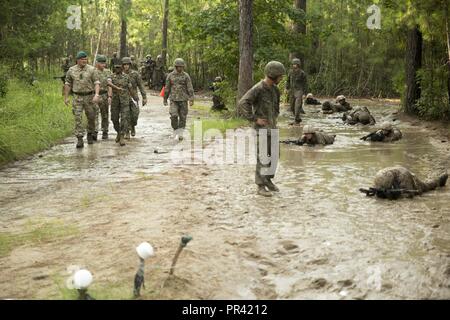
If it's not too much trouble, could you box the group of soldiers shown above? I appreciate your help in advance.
[141,54,166,91]
[63,51,146,147]
[238,59,448,199]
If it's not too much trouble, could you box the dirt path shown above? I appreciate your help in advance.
[0,93,449,299]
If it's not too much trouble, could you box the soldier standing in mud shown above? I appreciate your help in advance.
[145,55,155,88]
[108,64,132,146]
[210,76,227,111]
[153,54,165,91]
[163,58,194,141]
[121,57,147,139]
[286,58,307,124]
[361,166,448,199]
[238,61,286,197]
[64,51,101,149]
[94,55,113,140]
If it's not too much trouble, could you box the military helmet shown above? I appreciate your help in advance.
[168,66,174,72]
[306,93,313,99]
[380,121,393,131]
[130,55,135,60]
[264,61,286,79]
[292,58,301,66]
[359,113,371,124]
[215,76,222,82]
[146,55,151,59]
[174,58,186,67]
[303,125,316,134]
[336,95,346,103]
[122,57,132,65]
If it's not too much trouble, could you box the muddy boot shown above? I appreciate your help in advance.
[299,107,306,114]
[115,133,120,143]
[87,133,94,145]
[131,126,136,137]
[119,134,126,146]
[102,132,108,140]
[439,173,448,187]
[265,179,280,192]
[125,131,131,140]
[92,132,98,141]
[257,185,272,197]
[76,137,84,149]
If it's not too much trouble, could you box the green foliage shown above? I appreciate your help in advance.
[0,69,8,98]
[416,67,450,120]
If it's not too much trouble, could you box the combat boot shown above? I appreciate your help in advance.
[119,134,126,146]
[76,137,84,149]
[92,132,98,141]
[87,133,94,145]
[102,132,108,140]
[131,126,136,137]
[125,131,131,140]
[257,185,272,197]
[439,173,448,187]
[265,179,280,192]
[115,133,120,143]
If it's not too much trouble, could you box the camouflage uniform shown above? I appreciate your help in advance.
[145,57,155,87]
[322,101,352,114]
[343,106,376,125]
[374,166,448,197]
[164,70,194,130]
[110,55,121,71]
[153,55,165,90]
[94,67,112,135]
[364,128,403,142]
[299,131,336,146]
[238,80,281,186]
[65,64,100,138]
[210,77,226,111]
[286,68,307,122]
[127,70,147,129]
[109,72,132,136]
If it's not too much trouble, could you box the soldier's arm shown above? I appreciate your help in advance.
[274,88,281,118]
[64,69,73,105]
[186,74,194,102]
[237,87,258,123]
[136,74,147,100]
[163,74,171,103]
[303,72,308,94]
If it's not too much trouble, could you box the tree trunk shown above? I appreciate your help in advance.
[162,0,169,67]
[291,0,306,63]
[237,0,253,101]
[404,25,422,115]
[445,2,450,118]
[119,0,130,58]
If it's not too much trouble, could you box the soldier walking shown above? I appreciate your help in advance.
[238,61,286,197]
[64,51,101,148]
[286,58,307,124]
[163,58,194,141]
[122,57,147,138]
[94,55,113,140]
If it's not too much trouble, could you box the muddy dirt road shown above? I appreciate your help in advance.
[0,93,449,299]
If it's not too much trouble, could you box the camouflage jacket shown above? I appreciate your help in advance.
[65,64,100,94]
[286,69,307,93]
[238,80,281,129]
[94,68,112,94]
[300,132,336,145]
[126,70,147,101]
[345,107,376,125]
[164,71,194,102]
[369,128,402,142]
[109,72,132,103]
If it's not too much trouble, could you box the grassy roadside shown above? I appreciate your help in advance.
[0,78,72,166]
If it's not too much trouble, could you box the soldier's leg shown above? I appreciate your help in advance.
[120,100,130,137]
[289,93,295,114]
[110,100,120,134]
[130,100,140,127]
[178,101,188,129]
[169,101,180,130]
[72,97,85,139]
[100,97,109,136]
[294,91,304,122]
[83,96,97,144]
[255,130,271,186]
[94,103,100,134]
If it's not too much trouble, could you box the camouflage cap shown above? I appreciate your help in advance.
[292,58,301,66]
[96,55,107,63]
[122,57,132,65]
[380,121,393,131]
[336,95,346,103]
[303,125,316,134]
[174,58,186,67]
[76,51,88,60]
[264,61,286,79]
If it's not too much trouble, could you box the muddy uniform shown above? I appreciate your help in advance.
[286,69,307,122]
[238,80,280,186]
[322,101,352,114]
[94,68,112,134]
[373,166,448,197]
[127,70,147,129]
[305,97,321,105]
[109,72,132,135]
[365,128,403,142]
[145,58,155,86]
[343,106,376,125]
[300,132,336,146]
[65,64,100,138]
[164,71,194,130]
[153,56,165,90]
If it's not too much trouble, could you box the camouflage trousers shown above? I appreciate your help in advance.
[169,101,188,130]
[72,94,96,138]
[129,100,140,128]
[289,90,304,122]
[95,94,110,133]
[111,97,130,135]
[255,129,279,186]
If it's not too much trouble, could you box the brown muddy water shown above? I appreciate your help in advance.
[0,93,449,299]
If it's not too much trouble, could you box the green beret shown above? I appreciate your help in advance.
[76,51,88,60]
[96,55,107,63]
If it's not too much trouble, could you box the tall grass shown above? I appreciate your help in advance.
[0,78,72,165]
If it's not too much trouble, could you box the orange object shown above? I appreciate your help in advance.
[160,86,165,97]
